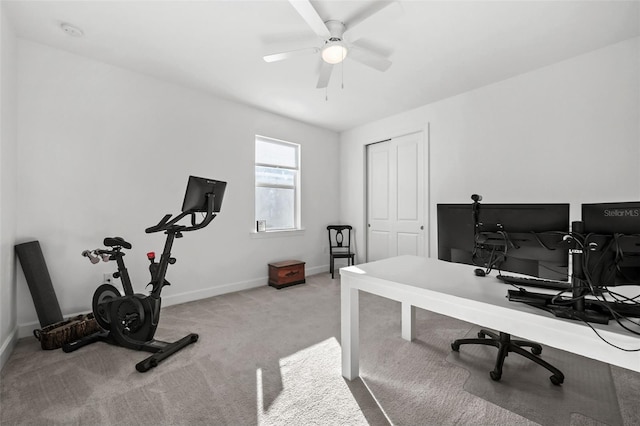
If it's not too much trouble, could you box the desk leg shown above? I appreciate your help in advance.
[401,302,416,341]
[341,282,359,380]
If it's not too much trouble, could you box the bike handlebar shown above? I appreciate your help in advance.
[144,214,176,234]
[145,194,217,234]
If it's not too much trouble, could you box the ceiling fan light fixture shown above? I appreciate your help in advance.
[322,41,348,64]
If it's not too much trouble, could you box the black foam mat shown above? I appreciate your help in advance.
[15,240,63,327]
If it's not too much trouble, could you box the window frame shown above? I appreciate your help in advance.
[254,135,301,232]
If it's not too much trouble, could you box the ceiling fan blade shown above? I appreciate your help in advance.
[348,46,392,72]
[344,1,403,42]
[288,0,331,39]
[263,47,319,63]
[316,61,334,89]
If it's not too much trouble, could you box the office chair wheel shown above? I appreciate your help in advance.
[477,331,485,338]
[531,346,542,355]
[550,374,563,386]
[451,342,460,351]
[490,371,501,381]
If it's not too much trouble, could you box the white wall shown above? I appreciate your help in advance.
[15,40,340,335]
[341,37,640,260]
[0,6,19,369]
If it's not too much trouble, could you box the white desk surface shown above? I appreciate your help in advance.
[340,255,640,378]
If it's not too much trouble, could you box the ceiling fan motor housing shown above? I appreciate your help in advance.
[325,20,346,40]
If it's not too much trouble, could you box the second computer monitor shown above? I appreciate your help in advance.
[582,202,640,287]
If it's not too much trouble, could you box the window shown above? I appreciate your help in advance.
[255,136,300,231]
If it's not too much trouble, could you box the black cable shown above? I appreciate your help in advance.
[578,318,640,351]
[505,229,640,350]
[529,231,563,251]
[605,288,640,303]
[578,233,640,338]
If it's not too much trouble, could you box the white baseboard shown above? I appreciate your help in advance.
[16,265,330,340]
[162,264,328,306]
[0,327,18,372]
[162,276,266,307]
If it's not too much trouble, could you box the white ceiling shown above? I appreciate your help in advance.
[4,0,639,132]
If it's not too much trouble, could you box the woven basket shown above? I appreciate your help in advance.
[33,313,102,350]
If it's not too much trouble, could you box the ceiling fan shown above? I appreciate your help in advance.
[263,0,402,89]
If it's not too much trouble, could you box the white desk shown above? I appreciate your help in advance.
[340,255,640,380]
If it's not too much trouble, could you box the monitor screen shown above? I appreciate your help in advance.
[181,176,227,213]
[437,203,570,280]
[582,202,640,287]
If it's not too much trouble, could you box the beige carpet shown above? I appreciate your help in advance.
[1,272,639,425]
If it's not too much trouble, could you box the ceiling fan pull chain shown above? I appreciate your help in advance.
[341,58,345,89]
[325,86,328,102]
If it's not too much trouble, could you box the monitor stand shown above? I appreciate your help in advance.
[507,289,612,324]
[507,221,612,325]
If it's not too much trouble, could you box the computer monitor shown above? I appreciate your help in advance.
[181,176,227,213]
[581,202,640,287]
[437,203,570,280]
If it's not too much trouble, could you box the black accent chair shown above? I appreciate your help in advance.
[327,225,355,279]
[451,329,564,385]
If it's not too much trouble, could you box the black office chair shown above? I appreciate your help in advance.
[327,225,355,279]
[451,329,564,385]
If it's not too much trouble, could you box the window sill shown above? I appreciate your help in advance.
[250,228,305,239]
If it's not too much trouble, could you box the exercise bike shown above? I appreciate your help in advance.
[64,176,226,372]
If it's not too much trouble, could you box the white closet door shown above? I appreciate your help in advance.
[367,132,425,262]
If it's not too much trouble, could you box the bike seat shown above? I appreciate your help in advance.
[103,237,132,249]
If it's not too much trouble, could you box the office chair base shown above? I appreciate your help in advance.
[451,329,564,386]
